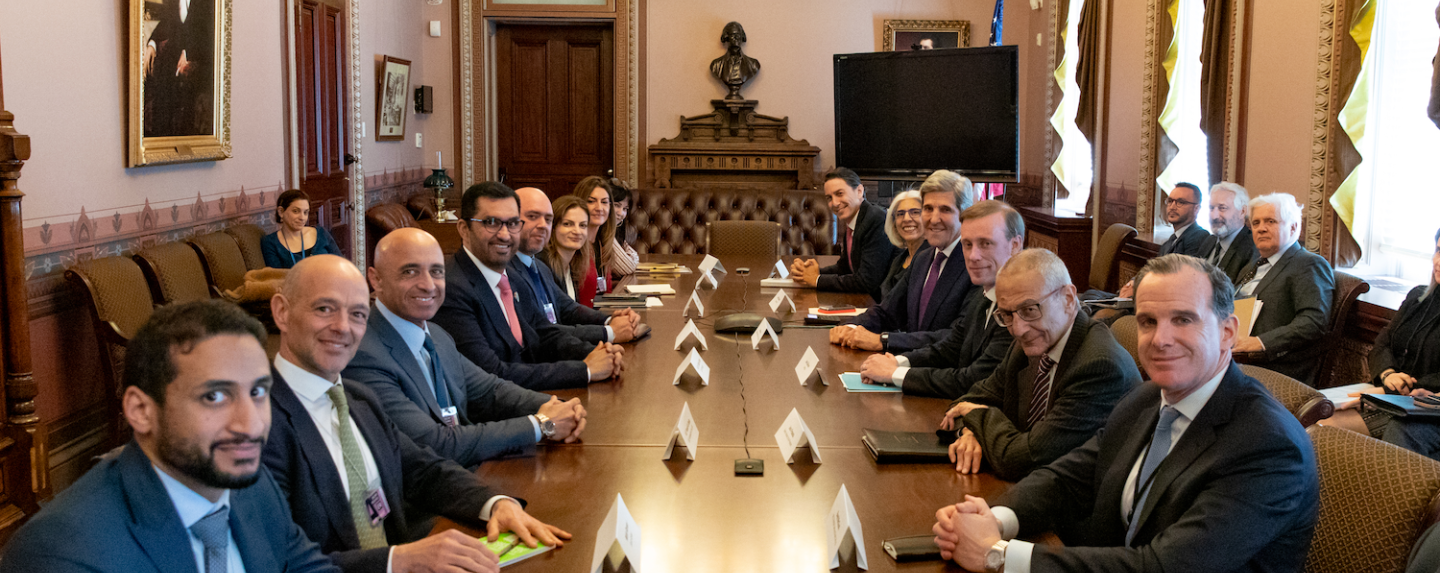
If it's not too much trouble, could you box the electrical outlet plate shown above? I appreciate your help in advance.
[415,133,423,148]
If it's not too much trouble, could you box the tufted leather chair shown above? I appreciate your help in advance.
[225,224,268,270]
[366,203,418,263]
[134,242,213,306]
[1304,425,1440,573]
[1240,364,1334,427]
[706,221,782,258]
[629,188,834,256]
[188,231,249,296]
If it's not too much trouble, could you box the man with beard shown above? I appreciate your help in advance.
[1197,182,1259,284]
[1,300,339,573]
[1117,182,1211,300]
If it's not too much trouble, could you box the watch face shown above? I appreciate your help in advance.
[542,420,557,436]
[985,549,1004,570]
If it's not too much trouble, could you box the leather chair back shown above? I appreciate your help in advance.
[366,203,418,263]
[188,232,248,295]
[706,220,782,258]
[1090,223,1137,292]
[134,242,213,306]
[1304,425,1440,573]
[1315,271,1370,389]
[225,224,268,270]
[630,188,833,256]
[1240,364,1334,427]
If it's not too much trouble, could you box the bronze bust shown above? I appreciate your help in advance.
[710,22,761,100]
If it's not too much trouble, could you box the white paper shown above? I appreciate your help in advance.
[672,348,710,385]
[761,277,812,289]
[684,290,705,318]
[769,289,796,314]
[698,254,726,274]
[674,319,708,350]
[795,346,820,385]
[645,297,663,308]
[774,408,822,464]
[750,318,780,350]
[591,494,642,573]
[626,284,676,295]
[663,402,699,460]
[825,485,868,570]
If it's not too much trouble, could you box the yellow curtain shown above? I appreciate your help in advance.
[1050,0,1093,209]
[1155,0,1208,195]
[1328,0,1377,248]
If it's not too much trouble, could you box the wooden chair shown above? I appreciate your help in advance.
[64,256,157,438]
[225,223,268,270]
[1315,271,1371,389]
[1241,364,1334,427]
[133,242,213,306]
[1089,223,1137,293]
[188,231,249,297]
[705,220,782,258]
[1304,425,1440,573]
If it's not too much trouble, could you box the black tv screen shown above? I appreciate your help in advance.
[834,46,1019,181]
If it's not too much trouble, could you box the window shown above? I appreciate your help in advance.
[1051,0,1094,213]
[1154,0,1211,230]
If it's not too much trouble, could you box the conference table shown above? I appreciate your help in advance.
[440,254,1049,572]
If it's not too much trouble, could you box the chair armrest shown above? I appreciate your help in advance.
[1296,396,1335,428]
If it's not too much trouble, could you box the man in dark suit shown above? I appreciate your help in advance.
[789,167,900,301]
[1,300,339,573]
[833,170,975,353]
[859,200,1022,400]
[263,255,569,573]
[510,186,643,344]
[345,228,588,467]
[1116,182,1214,301]
[432,182,623,391]
[1197,182,1260,284]
[938,249,1140,481]
[143,0,214,137]
[933,254,1318,573]
[1232,193,1335,384]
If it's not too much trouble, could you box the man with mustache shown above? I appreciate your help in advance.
[1117,182,1212,300]
[1196,182,1259,284]
[1,300,340,573]
[263,255,569,573]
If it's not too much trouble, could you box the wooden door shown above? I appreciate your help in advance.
[297,0,351,254]
[496,24,614,199]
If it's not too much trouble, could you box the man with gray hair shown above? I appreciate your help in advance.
[1232,193,1334,384]
[1197,182,1259,283]
[939,248,1139,480]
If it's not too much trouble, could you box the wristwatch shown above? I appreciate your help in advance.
[534,413,557,440]
[880,332,890,352]
[984,540,1008,573]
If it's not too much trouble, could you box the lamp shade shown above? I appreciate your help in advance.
[423,168,454,191]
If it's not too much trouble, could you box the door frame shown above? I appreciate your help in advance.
[457,0,644,191]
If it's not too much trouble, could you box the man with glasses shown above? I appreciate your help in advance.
[1116,183,1211,301]
[939,248,1140,480]
[432,182,624,391]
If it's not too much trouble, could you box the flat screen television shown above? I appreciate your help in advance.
[833,45,1019,181]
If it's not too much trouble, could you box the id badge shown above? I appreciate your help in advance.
[440,406,459,428]
[597,275,608,293]
[364,482,390,526]
[543,302,558,324]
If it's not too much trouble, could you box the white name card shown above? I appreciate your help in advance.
[795,346,821,385]
[750,317,780,351]
[769,289,796,314]
[826,484,868,570]
[695,271,720,290]
[672,348,710,386]
[774,408,822,464]
[591,494,642,573]
[663,402,699,461]
[698,254,726,275]
[683,290,706,318]
[769,259,790,279]
[674,319,708,351]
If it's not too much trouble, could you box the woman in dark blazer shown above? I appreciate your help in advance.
[260,189,341,268]
[1364,228,1440,458]
[540,196,596,306]
[879,190,925,299]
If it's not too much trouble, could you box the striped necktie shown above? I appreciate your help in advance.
[1026,355,1057,429]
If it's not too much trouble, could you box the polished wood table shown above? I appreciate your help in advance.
[442,255,1031,572]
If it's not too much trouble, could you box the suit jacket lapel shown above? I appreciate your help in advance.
[118,444,202,573]
[370,311,444,419]
[230,500,278,573]
[271,370,354,546]
[455,252,523,354]
[1101,393,1163,531]
[1016,355,1039,424]
[1254,242,1301,301]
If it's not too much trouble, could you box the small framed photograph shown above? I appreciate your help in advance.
[128,0,232,167]
[882,19,971,52]
[376,55,412,142]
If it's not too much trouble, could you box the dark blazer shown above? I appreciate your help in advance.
[818,200,900,301]
[263,371,506,573]
[508,256,610,344]
[952,311,1141,481]
[1238,241,1335,384]
[0,442,338,573]
[343,309,552,467]
[849,243,974,352]
[1157,223,1212,258]
[898,288,1014,400]
[879,249,912,300]
[1198,226,1259,284]
[1370,285,1440,391]
[431,250,593,390]
[261,227,342,269]
[996,361,1319,573]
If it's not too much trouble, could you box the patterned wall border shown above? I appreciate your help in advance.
[348,0,368,270]
[459,0,477,189]
[1043,0,1059,206]
[1308,0,1340,255]
[1136,0,1162,235]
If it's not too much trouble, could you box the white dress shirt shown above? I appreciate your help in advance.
[893,286,996,386]
[464,246,519,329]
[1211,226,1242,262]
[154,466,246,573]
[1237,247,1287,298]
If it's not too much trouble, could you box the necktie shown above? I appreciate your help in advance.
[1126,405,1183,545]
[524,262,552,309]
[1207,241,1222,265]
[498,274,525,347]
[1237,258,1269,298]
[422,335,452,411]
[190,506,229,573]
[1159,232,1177,255]
[326,385,388,550]
[1025,354,1057,430]
[845,227,854,268]
[916,252,947,326]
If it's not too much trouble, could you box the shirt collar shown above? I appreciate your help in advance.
[516,253,534,267]
[985,286,997,302]
[1045,316,1077,365]
[1261,243,1290,267]
[274,354,342,406]
[463,246,506,289]
[937,235,962,258]
[153,464,230,528]
[1163,364,1227,420]
[1172,222,1193,241]
[846,211,859,231]
[375,300,429,356]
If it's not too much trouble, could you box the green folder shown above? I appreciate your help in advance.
[482,532,554,567]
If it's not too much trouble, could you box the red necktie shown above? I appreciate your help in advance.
[845,227,854,268]
[498,274,525,347]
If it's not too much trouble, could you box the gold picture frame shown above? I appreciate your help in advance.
[882,19,971,52]
[128,0,232,167]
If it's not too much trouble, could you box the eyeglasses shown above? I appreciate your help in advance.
[993,286,1066,327]
[1165,197,1199,207]
[894,208,922,220]
[467,217,523,232]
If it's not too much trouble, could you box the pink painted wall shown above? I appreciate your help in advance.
[1242,0,1320,204]
[360,0,441,177]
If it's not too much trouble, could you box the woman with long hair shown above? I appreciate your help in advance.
[572,176,615,296]
[261,189,341,269]
[605,179,641,277]
[539,196,597,306]
[1362,228,1440,458]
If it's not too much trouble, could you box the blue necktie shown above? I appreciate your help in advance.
[190,506,229,573]
[422,335,452,411]
[1126,406,1182,545]
[525,261,553,308]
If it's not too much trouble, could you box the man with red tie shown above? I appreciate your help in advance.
[790,168,900,302]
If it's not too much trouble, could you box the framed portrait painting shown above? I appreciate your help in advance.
[377,56,411,142]
[128,0,232,167]
[882,19,971,52]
